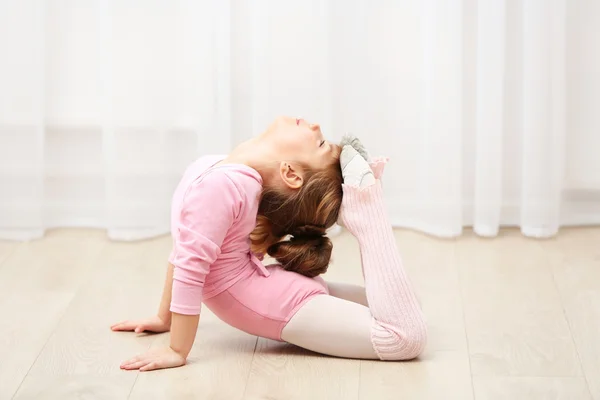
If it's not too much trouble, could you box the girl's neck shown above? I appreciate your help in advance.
[222,137,278,183]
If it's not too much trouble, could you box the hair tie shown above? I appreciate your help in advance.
[291,224,326,239]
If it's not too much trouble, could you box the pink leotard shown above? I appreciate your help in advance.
[168,156,328,340]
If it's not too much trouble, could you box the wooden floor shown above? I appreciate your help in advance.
[1,228,599,400]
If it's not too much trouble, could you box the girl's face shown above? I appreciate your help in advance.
[261,116,339,172]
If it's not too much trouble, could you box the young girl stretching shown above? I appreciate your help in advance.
[111,116,427,371]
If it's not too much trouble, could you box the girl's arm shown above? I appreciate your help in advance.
[111,263,174,333]
[157,263,175,324]
[118,170,243,371]
[117,265,198,372]
[170,312,199,358]
[119,312,199,372]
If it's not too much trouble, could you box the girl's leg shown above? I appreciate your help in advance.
[281,295,378,359]
[325,281,368,307]
[282,178,427,360]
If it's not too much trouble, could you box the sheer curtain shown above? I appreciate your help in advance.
[1,0,599,241]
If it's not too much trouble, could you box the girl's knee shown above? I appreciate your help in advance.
[371,319,427,361]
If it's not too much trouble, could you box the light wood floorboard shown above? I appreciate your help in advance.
[2,228,598,399]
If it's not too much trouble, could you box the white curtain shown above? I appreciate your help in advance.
[1,0,599,241]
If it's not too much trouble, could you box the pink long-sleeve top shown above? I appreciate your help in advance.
[167,155,269,315]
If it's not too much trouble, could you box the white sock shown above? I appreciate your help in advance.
[340,146,376,188]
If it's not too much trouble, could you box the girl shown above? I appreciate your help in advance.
[111,116,427,371]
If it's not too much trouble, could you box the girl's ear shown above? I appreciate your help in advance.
[279,162,304,189]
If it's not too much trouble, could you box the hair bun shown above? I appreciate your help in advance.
[290,224,326,239]
[267,229,332,278]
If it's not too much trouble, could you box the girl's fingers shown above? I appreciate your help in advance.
[120,356,141,368]
[112,322,136,331]
[121,360,149,370]
[139,362,158,372]
[134,325,146,333]
[110,321,127,329]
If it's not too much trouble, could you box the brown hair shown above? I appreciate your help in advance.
[250,155,343,278]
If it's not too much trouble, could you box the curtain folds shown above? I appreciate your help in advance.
[1,0,599,241]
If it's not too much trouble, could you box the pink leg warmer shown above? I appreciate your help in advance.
[340,180,427,360]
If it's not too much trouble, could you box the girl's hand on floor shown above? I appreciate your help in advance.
[120,347,186,371]
[110,315,171,333]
